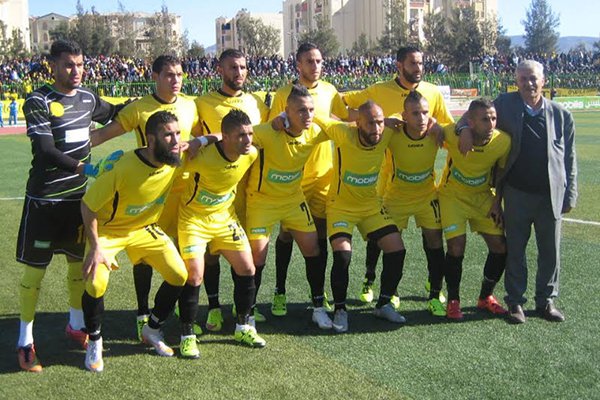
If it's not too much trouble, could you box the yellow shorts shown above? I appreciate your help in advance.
[302,173,330,220]
[438,188,502,240]
[157,190,181,238]
[384,190,442,230]
[246,198,315,240]
[178,208,250,260]
[327,206,396,241]
[234,174,249,229]
[85,224,187,297]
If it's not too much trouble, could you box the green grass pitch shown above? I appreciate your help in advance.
[0,112,599,399]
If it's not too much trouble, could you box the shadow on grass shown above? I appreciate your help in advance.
[0,300,516,374]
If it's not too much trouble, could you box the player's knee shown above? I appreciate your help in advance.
[85,279,108,298]
[277,230,293,243]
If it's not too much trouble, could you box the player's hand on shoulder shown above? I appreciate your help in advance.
[384,116,404,131]
[83,150,125,178]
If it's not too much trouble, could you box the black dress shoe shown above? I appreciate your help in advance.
[509,304,526,324]
[536,303,565,322]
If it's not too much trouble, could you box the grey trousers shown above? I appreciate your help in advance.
[503,184,562,308]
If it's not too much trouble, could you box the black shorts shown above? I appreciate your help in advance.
[16,197,85,268]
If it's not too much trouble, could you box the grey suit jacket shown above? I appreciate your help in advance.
[494,92,578,219]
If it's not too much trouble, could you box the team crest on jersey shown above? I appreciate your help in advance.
[49,102,64,117]
[395,168,432,183]
[343,171,378,186]
[451,168,487,187]
[267,169,302,183]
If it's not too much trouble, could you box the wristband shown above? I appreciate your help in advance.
[195,136,209,147]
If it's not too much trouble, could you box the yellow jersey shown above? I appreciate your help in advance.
[246,123,327,205]
[384,128,439,202]
[116,93,199,146]
[180,142,258,217]
[440,124,511,194]
[318,119,394,214]
[195,90,268,134]
[83,149,177,236]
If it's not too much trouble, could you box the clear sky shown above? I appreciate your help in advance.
[28,0,600,47]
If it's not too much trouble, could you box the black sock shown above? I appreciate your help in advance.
[318,238,329,268]
[82,291,104,340]
[203,260,221,310]
[445,253,464,301]
[376,250,406,308]
[233,271,255,325]
[275,237,293,295]
[479,252,506,299]
[133,263,153,315]
[178,284,200,335]
[149,281,183,328]
[305,255,326,307]
[252,264,265,309]
[331,250,352,310]
[425,247,445,299]
[364,239,380,283]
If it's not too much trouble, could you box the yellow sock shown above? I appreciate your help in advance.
[67,259,85,309]
[19,265,46,322]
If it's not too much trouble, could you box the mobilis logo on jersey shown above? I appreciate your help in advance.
[396,168,432,183]
[451,168,487,187]
[125,194,167,216]
[197,189,232,206]
[267,169,302,183]
[343,171,378,186]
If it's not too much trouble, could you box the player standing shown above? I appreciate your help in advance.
[267,42,350,316]
[438,99,510,320]
[16,40,117,372]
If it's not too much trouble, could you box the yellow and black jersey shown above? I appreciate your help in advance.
[246,123,327,204]
[343,78,453,123]
[195,90,268,134]
[384,128,439,202]
[83,149,178,236]
[180,142,258,215]
[440,124,511,193]
[318,119,394,214]
[116,93,199,146]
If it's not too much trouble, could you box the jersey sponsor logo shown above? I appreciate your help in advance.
[267,169,302,183]
[33,240,51,249]
[64,128,89,143]
[443,224,458,233]
[251,227,267,234]
[125,193,167,216]
[332,221,349,228]
[395,168,432,183]
[196,189,232,206]
[451,167,487,187]
[343,171,378,186]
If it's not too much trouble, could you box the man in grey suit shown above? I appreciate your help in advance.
[498,60,577,323]
[460,60,577,324]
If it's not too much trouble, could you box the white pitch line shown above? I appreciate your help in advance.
[563,217,600,226]
[0,197,24,201]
